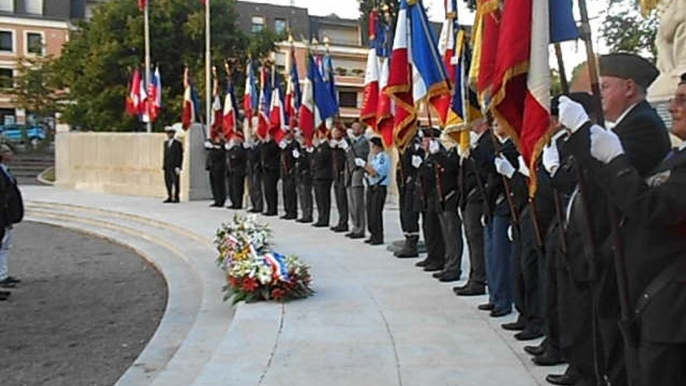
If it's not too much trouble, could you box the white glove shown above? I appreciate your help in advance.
[224,143,231,150]
[411,155,423,168]
[494,154,516,179]
[339,139,350,150]
[429,139,440,155]
[507,225,514,241]
[354,158,366,167]
[542,140,560,175]
[590,125,624,163]
[480,215,486,227]
[292,149,300,159]
[242,142,250,149]
[279,140,287,149]
[306,146,314,153]
[204,141,212,149]
[517,155,530,177]
[329,139,339,148]
[174,167,181,176]
[558,96,590,133]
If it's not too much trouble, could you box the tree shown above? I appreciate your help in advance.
[358,0,398,46]
[50,0,277,132]
[8,55,64,124]
[600,0,658,61]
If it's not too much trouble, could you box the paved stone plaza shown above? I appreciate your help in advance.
[24,186,563,386]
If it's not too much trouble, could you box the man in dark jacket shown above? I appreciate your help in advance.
[280,130,299,219]
[394,135,423,257]
[261,134,281,216]
[0,144,22,293]
[246,134,263,213]
[295,135,314,223]
[205,134,227,207]
[227,136,248,209]
[163,126,183,203]
[330,126,349,232]
[312,134,334,227]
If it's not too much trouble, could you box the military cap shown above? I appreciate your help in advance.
[551,92,595,116]
[599,53,659,89]
[164,125,176,132]
[420,127,442,138]
[369,136,384,148]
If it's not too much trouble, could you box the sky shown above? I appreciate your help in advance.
[242,0,615,78]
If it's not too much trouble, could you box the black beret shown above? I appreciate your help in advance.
[369,136,384,148]
[599,53,659,89]
[551,92,595,116]
[420,126,442,138]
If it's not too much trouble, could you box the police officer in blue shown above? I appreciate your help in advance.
[364,136,391,245]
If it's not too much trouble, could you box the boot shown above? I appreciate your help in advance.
[395,235,419,258]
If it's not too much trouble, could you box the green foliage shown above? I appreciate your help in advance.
[49,0,277,132]
[7,55,64,121]
[600,1,658,61]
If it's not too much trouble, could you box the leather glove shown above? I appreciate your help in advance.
[354,158,366,167]
[174,167,181,176]
[494,154,516,179]
[411,155,423,168]
[542,140,560,175]
[517,155,530,177]
[429,139,440,155]
[590,125,624,163]
[558,96,590,133]
[292,149,300,159]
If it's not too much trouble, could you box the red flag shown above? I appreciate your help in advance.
[491,0,550,183]
[257,67,270,140]
[147,66,162,122]
[376,57,393,148]
[470,0,501,105]
[386,0,416,151]
[299,61,315,147]
[126,69,142,116]
[138,0,147,11]
[360,47,379,131]
[181,68,196,130]
[433,0,457,125]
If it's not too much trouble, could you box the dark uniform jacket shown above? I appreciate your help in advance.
[415,146,445,213]
[163,139,183,170]
[398,142,424,213]
[296,147,313,185]
[281,141,299,180]
[227,144,247,176]
[260,140,281,176]
[247,142,262,174]
[205,144,226,173]
[332,144,347,185]
[433,146,460,212]
[479,137,518,220]
[461,132,494,212]
[312,142,333,180]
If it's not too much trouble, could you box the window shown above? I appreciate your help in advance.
[274,18,287,34]
[0,68,13,89]
[25,0,43,15]
[339,91,357,108]
[0,0,13,12]
[251,16,265,33]
[26,32,43,55]
[0,31,13,52]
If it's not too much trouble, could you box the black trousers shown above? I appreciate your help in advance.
[209,170,226,206]
[262,171,279,215]
[517,210,544,332]
[422,211,445,266]
[314,178,333,225]
[638,341,686,386]
[282,176,298,217]
[229,174,245,209]
[366,185,386,241]
[298,181,313,221]
[463,199,486,285]
[399,188,420,236]
[333,178,348,228]
[248,170,263,212]
[544,223,562,355]
[164,168,180,201]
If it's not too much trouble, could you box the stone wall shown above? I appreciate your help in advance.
[55,125,212,201]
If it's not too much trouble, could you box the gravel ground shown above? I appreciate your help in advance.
[0,221,167,386]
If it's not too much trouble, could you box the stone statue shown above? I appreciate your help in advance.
[649,0,686,101]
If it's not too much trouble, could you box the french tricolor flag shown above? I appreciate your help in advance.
[433,0,457,125]
[223,79,239,140]
[257,66,271,140]
[269,70,287,144]
[243,61,255,130]
[299,57,316,147]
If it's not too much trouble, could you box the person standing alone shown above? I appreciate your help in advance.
[163,126,183,203]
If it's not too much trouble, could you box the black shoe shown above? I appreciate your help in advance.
[280,215,296,220]
[210,203,222,207]
[248,208,262,213]
[0,290,9,301]
[423,263,444,272]
[0,281,15,288]
[173,198,180,203]
[545,372,579,385]
[502,320,526,331]
[297,218,313,223]
[395,250,419,258]
[344,232,355,237]
[348,233,365,239]
[364,238,373,244]
[3,276,20,284]
[478,303,495,311]
[515,328,544,341]
[312,222,328,228]
[454,283,486,296]
[432,271,443,279]
[438,271,461,282]
[533,352,565,366]
[369,239,384,246]
[524,344,546,357]
[415,259,430,267]
[163,198,173,203]
[489,308,512,318]
[264,212,278,217]
[332,226,349,233]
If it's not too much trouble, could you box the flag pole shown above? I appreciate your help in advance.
[205,0,212,139]
[144,1,152,133]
